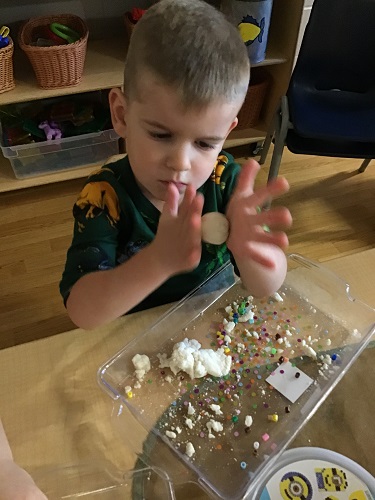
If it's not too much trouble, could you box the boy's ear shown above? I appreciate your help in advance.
[230,117,238,131]
[227,117,238,135]
[109,88,128,138]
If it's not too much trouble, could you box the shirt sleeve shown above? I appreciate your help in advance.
[59,178,121,305]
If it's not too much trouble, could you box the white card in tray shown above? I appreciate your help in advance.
[266,362,314,403]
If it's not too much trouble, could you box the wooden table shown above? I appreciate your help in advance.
[0,250,374,497]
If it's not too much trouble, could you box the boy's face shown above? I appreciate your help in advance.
[110,73,240,209]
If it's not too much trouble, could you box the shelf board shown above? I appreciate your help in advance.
[0,38,286,106]
[225,124,267,149]
[0,154,98,193]
[0,38,127,106]
[253,54,287,67]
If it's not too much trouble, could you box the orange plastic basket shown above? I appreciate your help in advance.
[0,37,15,94]
[19,14,89,89]
[237,69,270,129]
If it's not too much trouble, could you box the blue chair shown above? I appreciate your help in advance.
[260,0,375,182]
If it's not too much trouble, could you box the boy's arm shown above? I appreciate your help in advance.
[67,243,173,329]
[226,159,292,297]
[67,184,204,329]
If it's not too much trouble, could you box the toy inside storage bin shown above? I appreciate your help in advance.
[31,460,176,499]
[98,254,375,500]
[0,127,119,179]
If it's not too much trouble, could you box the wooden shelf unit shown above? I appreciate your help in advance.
[0,0,303,193]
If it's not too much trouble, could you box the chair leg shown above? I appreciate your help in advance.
[259,114,276,165]
[358,159,371,173]
[267,133,286,183]
[263,98,289,209]
[267,97,289,183]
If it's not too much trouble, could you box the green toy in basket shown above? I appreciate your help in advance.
[50,22,81,44]
[18,14,89,89]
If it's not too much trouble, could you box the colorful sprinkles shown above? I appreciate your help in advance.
[125,288,349,480]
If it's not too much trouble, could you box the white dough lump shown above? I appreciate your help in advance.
[201,212,229,245]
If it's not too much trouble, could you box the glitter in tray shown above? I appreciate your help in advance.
[124,285,349,491]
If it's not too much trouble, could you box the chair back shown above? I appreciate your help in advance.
[292,0,375,93]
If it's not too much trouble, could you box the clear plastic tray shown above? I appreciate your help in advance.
[98,254,375,500]
[32,461,176,499]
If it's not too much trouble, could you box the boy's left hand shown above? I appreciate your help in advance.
[226,159,292,268]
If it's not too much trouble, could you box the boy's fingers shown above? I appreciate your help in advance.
[251,229,289,249]
[251,177,289,207]
[234,159,260,197]
[163,182,180,217]
[192,192,205,217]
[246,245,276,268]
[254,206,293,229]
[179,187,204,225]
[179,184,196,216]
[245,235,289,267]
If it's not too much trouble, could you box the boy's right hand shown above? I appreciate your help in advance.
[152,183,204,276]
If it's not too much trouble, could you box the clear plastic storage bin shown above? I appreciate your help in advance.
[0,128,119,179]
[98,254,375,500]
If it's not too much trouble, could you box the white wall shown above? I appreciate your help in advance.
[294,0,314,65]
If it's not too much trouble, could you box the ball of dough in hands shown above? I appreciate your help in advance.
[201,212,229,245]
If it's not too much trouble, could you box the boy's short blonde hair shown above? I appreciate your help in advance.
[124,0,250,107]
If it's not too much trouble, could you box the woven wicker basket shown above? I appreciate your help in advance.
[0,37,15,94]
[19,14,89,89]
[237,69,270,129]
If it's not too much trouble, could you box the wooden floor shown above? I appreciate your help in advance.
[0,148,374,349]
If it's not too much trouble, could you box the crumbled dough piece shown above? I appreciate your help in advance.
[157,338,232,379]
[185,442,195,458]
[185,418,194,429]
[206,419,223,433]
[238,310,254,322]
[187,402,195,415]
[224,321,236,333]
[132,354,151,382]
[271,292,283,302]
[209,404,223,416]
[245,415,253,427]
[166,431,177,439]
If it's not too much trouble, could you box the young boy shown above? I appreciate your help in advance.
[60,0,292,330]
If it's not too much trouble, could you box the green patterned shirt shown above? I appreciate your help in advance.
[60,151,240,313]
